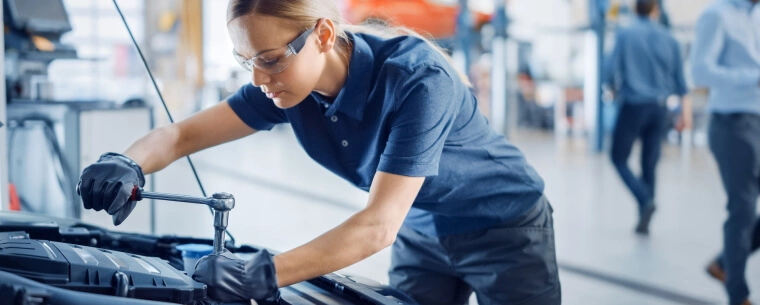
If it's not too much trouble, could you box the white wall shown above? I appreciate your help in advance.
[509,0,579,83]
[203,0,240,86]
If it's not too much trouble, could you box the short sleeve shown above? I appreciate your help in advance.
[226,83,288,131]
[377,65,461,177]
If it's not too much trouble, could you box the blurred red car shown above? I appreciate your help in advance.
[344,0,492,39]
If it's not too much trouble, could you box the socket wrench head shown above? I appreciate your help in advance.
[209,192,235,211]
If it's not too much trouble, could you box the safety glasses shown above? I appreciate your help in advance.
[232,23,316,75]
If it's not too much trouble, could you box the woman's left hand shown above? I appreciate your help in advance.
[192,249,280,303]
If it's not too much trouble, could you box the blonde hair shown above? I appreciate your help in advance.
[226,0,472,87]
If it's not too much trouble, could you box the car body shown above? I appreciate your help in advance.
[343,0,492,39]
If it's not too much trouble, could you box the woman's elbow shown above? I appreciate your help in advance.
[380,230,397,249]
[366,225,397,253]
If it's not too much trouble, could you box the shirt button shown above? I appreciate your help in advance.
[341,140,349,147]
[331,116,338,122]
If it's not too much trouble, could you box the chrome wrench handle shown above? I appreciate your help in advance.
[135,189,235,255]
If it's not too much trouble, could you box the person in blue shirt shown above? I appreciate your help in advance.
[691,0,760,304]
[605,0,692,235]
[76,0,561,304]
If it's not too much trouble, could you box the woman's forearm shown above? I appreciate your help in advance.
[123,125,182,175]
[272,209,395,287]
[272,172,422,287]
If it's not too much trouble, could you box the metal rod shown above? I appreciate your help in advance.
[139,191,213,206]
[213,228,225,254]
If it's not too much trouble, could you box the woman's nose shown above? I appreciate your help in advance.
[251,67,271,87]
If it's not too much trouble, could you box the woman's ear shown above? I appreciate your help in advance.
[315,19,337,53]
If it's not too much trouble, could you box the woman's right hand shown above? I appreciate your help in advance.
[78,152,145,226]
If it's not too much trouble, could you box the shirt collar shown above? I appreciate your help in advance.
[634,15,655,26]
[320,32,375,120]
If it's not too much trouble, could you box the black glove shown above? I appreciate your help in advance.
[192,250,280,303]
[78,152,145,226]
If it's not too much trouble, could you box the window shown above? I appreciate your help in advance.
[47,0,147,103]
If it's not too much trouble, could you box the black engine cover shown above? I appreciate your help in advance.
[0,238,205,304]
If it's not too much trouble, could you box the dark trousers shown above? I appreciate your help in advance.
[388,196,561,305]
[709,113,760,305]
[610,103,669,208]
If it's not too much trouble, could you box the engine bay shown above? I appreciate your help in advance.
[0,211,413,305]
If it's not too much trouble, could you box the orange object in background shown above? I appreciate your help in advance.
[9,183,21,211]
[344,0,491,39]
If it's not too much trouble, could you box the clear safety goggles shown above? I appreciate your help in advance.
[232,25,315,75]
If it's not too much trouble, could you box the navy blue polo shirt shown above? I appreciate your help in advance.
[227,32,545,237]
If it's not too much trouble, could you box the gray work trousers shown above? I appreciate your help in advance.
[389,196,561,305]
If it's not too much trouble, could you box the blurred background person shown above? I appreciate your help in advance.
[691,0,760,304]
[605,0,691,235]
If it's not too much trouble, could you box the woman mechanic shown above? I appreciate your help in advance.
[78,1,560,304]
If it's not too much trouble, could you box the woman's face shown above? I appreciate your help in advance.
[227,14,325,109]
